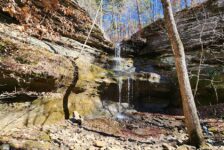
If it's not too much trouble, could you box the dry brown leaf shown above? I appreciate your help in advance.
[40,0,59,12]
[20,6,31,23]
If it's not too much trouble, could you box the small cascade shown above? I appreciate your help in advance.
[127,76,134,109]
[131,78,134,105]
[128,77,131,107]
[101,42,171,115]
[114,43,123,112]
[127,77,130,108]
[114,43,122,72]
[118,76,123,112]
[113,43,135,112]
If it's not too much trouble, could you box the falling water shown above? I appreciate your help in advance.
[118,77,123,112]
[114,43,122,72]
[131,78,134,105]
[127,77,130,107]
[114,43,123,112]
[114,44,135,113]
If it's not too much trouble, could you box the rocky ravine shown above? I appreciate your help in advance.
[0,0,224,149]
[0,111,224,149]
[121,0,224,106]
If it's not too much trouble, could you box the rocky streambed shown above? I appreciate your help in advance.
[0,110,224,150]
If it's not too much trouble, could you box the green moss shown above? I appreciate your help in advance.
[15,56,31,64]
[39,132,51,142]
[106,69,115,77]
[24,140,51,149]
[44,112,64,124]
[209,127,218,133]
[0,42,6,51]
[30,92,98,125]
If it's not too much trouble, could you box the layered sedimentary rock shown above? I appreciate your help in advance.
[121,0,224,105]
[0,22,114,129]
[0,0,113,51]
[0,0,114,129]
[122,0,224,57]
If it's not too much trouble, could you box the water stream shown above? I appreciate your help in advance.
[114,44,123,112]
[113,43,134,113]
[127,77,130,107]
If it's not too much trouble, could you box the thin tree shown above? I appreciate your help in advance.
[161,0,204,147]
[184,0,188,8]
[135,0,142,30]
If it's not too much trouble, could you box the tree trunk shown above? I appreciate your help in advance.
[184,0,188,8]
[161,0,204,147]
[135,0,142,30]
[100,1,103,30]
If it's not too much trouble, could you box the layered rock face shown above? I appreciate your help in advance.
[0,0,114,130]
[122,0,224,56]
[0,0,113,51]
[121,0,224,105]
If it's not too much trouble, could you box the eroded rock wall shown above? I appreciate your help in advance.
[0,0,114,129]
[0,0,113,51]
[121,0,224,105]
[122,0,224,57]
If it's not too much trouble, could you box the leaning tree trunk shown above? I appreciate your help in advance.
[161,0,204,147]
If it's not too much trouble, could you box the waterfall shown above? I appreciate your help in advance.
[113,43,135,113]
[127,77,130,107]
[118,77,123,112]
[131,78,134,106]
[114,43,122,72]
[114,43,123,112]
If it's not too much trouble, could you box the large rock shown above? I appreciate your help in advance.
[0,36,74,93]
[122,0,224,57]
[0,0,113,51]
[0,0,114,129]
[0,21,115,129]
[121,0,224,105]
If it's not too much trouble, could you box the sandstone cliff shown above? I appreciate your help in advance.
[121,0,224,105]
[0,0,115,130]
[122,0,224,57]
[0,0,113,51]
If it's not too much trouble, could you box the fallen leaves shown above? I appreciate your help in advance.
[2,4,16,17]
[40,0,59,12]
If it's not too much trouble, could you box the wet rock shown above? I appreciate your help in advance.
[134,72,161,83]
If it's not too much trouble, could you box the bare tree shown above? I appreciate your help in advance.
[135,0,142,30]
[161,0,204,147]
